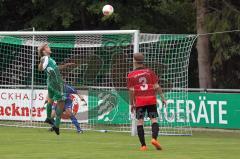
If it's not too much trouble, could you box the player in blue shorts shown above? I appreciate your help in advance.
[50,84,86,133]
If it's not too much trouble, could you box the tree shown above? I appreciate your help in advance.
[196,0,212,88]
[206,0,240,88]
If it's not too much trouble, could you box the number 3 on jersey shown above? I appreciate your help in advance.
[139,77,148,91]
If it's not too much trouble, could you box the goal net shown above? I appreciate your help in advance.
[0,31,196,136]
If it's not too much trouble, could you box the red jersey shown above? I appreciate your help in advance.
[127,68,159,107]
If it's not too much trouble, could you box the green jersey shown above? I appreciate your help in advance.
[43,56,64,101]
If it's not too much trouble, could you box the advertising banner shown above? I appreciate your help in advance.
[0,89,47,121]
[89,90,240,129]
[88,89,129,124]
[1,89,240,129]
[186,92,240,129]
[0,89,88,122]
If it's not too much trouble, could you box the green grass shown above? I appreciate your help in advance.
[0,127,240,159]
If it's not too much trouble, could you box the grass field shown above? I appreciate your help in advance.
[0,127,240,159]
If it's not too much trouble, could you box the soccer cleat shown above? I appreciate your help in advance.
[76,125,83,134]
[52,126,60,135]
[151,139,162,150]
[77,130,84,134]
[140,146,147,151]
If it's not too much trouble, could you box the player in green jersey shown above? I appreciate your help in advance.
[42,65,76,129]
[38,43,66,135]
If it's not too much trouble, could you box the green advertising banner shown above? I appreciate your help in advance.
[187,92,240,129]
[88,89,129,124]
[88,90,240,129]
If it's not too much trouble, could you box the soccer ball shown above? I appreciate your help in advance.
[102,4,114,16]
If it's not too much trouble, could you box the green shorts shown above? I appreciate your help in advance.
[48,84,66,101]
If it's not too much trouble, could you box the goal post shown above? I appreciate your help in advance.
[0,30,196,136]
[131,30,139,136]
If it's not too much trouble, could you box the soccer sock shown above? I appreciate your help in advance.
[70,113,80,131]
[137,125,146,146]
[152,122,159,140]
[46,103,52,119]
[54,107,63,128]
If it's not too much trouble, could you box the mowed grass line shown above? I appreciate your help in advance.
[0,127,240,159]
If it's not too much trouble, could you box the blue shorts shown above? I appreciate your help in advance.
[52,84,77,111]
[64,84,76,110]
[52,99,73,111]
[64,98,73,110]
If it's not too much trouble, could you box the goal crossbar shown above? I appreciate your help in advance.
[0,30,139,36]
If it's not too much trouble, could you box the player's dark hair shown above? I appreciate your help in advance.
[133,53,144,64]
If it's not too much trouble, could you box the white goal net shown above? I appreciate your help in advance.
[0,30,196,136]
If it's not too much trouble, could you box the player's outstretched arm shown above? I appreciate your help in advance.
[58,63,77,70]
[76,94,87,105]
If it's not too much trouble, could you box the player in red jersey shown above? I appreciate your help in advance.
[127,53,166,151]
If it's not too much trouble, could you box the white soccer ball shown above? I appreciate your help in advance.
[102,4,114,16]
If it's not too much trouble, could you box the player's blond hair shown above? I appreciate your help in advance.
[38,43,48,57]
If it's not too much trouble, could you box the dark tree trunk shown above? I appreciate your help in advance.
[196,0,212,88]
[80,6,87,29]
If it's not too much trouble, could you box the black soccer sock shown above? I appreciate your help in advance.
[137,125,146,146]
[152,122,159,140]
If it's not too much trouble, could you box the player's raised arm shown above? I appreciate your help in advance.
[58,63,76,71]
[38,56,48,71]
